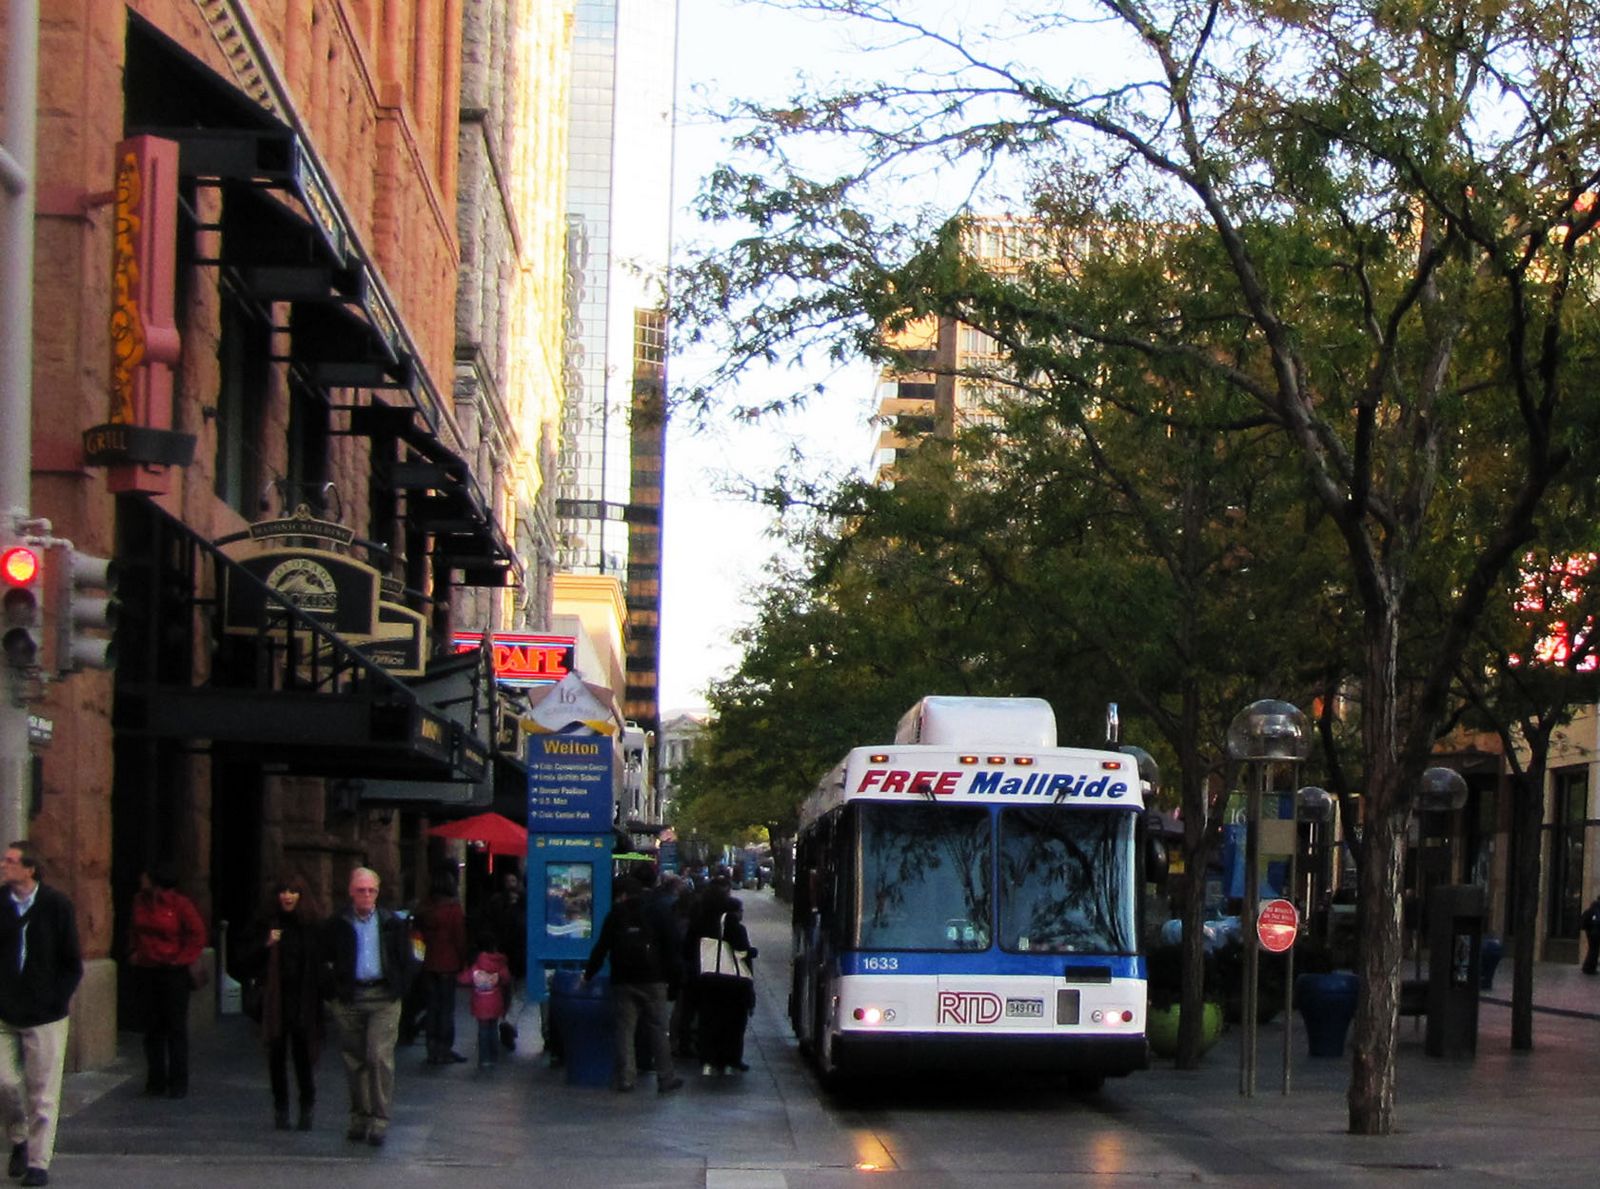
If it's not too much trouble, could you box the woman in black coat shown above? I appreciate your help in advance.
[239,873,326,1131]
[688,890,756,1076]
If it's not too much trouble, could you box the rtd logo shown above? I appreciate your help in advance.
[936,990,1003,1025]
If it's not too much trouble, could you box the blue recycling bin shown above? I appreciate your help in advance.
[1296,971,1359,1058]
[549,970,614,1087]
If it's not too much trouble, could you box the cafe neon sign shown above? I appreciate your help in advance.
[453,632,575,688]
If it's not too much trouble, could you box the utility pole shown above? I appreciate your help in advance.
[1,0,40,844]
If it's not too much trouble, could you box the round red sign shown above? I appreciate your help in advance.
[1256,898,1299,953]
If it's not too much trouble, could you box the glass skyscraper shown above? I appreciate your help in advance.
[559,0,679,578]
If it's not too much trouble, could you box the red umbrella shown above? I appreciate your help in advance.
[428,811,527,856]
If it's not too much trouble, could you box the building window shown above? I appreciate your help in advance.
[1548,767,1589,938]
[214,290,270,518]
[285,384,330,515]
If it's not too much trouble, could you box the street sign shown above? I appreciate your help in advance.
[1257,897,1299,953]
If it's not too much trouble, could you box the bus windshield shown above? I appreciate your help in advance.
[854,803,992,951]
[998,806,1136,955]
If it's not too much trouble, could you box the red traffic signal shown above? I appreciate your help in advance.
[1,546,40,588]
[2,544,44,671]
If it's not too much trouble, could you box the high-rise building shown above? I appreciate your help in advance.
[558,0,678,577]
[871,217,1058,479]
[557,0,679,761]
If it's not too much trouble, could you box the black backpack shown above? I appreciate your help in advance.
[609,900,660,982]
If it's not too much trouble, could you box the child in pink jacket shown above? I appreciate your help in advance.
[459,931,512,1068]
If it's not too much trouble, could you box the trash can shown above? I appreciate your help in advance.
[549,970,613,1087]
[1295,971,1359,1058]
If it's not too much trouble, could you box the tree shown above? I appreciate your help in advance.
[676,1,1600,1132]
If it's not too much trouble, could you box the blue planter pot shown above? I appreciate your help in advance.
[1295,972,1358,1058]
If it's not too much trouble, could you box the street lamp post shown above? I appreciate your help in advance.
[1413,767,1468,987]
[1226,699,1310,1097]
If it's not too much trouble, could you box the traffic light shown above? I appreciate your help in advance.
[1,544,44,671]
[46,544,118,673]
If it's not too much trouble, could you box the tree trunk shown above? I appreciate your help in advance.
[1347,612,1405,1136]
[1347,802,1405,1134]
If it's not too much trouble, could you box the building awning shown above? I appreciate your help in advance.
[123,13,516,588]
[113,498,490,786]
[342,404,520,588]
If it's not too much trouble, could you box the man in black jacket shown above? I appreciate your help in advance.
[0,841,83,1187]
[323,867,417,1147]
[582,874,683,1094]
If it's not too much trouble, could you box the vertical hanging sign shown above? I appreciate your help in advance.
[83,135,195,493]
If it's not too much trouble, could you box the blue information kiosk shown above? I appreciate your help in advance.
[524,733,615,1003]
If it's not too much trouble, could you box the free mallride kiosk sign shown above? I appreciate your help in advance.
[527,735,613,833]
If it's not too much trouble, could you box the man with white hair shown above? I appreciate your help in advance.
[0,841,82,1187]
[324,867,418,1147]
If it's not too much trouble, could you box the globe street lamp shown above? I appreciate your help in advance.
[1226,699,1310,1097]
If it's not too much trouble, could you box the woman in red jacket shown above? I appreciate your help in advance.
[415,869,468,1065]
[128,863,207,1097]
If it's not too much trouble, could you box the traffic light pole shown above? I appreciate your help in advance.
[1,0,40,844]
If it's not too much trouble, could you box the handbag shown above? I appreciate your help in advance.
[187,960,209,990]
[698,914,750,980]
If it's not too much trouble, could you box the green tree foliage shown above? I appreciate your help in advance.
[676,0,1600,1133]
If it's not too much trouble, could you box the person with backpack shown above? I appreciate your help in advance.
[581,875,683,1094]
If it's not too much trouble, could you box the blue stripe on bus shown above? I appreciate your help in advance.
[835,951,1145,979]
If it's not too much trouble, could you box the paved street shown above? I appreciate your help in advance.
[46,891,1600,1187]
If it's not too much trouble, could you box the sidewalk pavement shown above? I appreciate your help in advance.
[41,894,1600,1187]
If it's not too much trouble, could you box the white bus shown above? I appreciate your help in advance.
[789,697,1150,1089]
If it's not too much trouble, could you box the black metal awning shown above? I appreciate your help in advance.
[122,13,516,589]
[113,499,489,785]
[341,404,520,588]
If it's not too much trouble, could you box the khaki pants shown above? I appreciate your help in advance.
[329,988,401,1136]
[0,1016,69,1170]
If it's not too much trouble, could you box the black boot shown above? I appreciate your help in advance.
[274,1106,291,1131]
[296,1104,314,1132]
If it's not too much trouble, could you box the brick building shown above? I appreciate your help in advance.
[0,1,574,1068]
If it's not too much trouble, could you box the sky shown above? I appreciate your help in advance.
[658,0,882,714]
